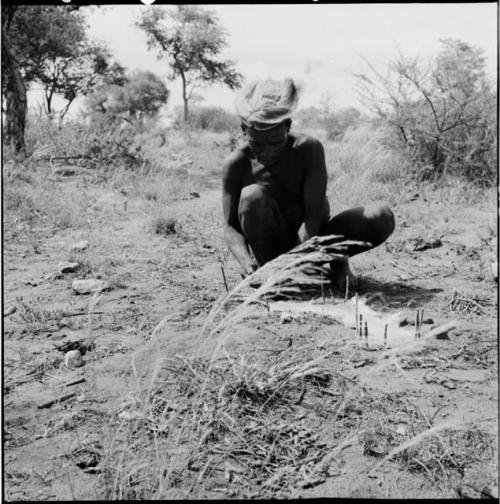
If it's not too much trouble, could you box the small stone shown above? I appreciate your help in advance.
[118,410,143,421]
[69,240,89,253]
[64,350,84,368]
[59,262,80,274]
[491,262,498,281]
[72,279,108,294]
[280,313,293,324]
[396,425,407,435]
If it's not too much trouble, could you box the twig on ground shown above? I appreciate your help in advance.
[38,392,78,409]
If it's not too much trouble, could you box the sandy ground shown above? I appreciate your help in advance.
[3,172,498,500]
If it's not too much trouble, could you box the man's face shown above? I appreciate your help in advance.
[243,123,289,166]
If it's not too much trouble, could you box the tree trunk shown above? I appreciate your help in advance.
[180,72,189,121]
[1,29,27,155]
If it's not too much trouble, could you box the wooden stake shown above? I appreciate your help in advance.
[355,293,359,334]
[415,310,419,339]
[364,321,368,348]
[384,324,388,347]
[359,314,363,338]
[321,272,325,304]
[344,275,349,300]
[220,264,229,294]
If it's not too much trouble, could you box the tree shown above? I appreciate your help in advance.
[86,70,169,124]
[354,39,497,184]
[2,6,28,154]
[136,5,243,121]
[37,42,126,121]
[2,5,125,153]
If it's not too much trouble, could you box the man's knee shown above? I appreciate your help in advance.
[365,204,395,244]
[238,184,268,217]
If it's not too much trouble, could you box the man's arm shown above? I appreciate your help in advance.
[222,155,258,277]
[297,138,328,243]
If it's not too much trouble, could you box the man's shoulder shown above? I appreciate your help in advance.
[223,144,251,169]
[291,132,324,152]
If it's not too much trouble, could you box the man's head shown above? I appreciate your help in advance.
[241,119,291,166]
[235,78,299,166]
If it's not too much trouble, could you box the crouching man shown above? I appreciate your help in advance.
[222,78,395,289]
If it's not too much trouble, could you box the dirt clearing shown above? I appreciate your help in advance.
[3,159,497,500]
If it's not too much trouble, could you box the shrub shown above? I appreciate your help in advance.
[354,39,497,186]
[173,105,240,133]
[24,112,149,171]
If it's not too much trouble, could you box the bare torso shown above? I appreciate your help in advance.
[231,133,330,231]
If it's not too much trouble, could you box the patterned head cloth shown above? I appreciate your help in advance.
[235,78,299,130]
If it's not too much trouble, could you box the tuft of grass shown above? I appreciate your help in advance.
[97,345,345,499]
[10,298,70,337]
[396,428,495,484]
[151,215,180,237]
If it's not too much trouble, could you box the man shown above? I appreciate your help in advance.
[222,78,395,289]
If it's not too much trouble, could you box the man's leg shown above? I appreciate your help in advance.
[320,204,396,288]
[238,184,297,265]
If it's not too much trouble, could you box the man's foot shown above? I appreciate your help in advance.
[329,258,358,292]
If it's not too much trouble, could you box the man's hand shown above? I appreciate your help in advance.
[241,261,258,278]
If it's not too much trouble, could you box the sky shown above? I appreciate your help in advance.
[27,3,498,120]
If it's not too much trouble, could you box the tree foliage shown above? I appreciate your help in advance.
[2,5,126,136]
[85,70,169,124]
[354,39,497,185]
[136,5,243,121]
[295,105,363,140]
[173,105,240,132]
[38,41,126,120]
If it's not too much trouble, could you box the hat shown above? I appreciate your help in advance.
[235,78,299,130]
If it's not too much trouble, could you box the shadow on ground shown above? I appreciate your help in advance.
[253,275,442,309]
[356,275,443,309]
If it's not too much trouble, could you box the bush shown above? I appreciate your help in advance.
[355,39,497,186]
[173,105,240,133]
[294,106,363,141]
[323,107,362,141]
[24,112,149,171]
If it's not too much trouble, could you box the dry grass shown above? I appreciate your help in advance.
[5,119,497,499]
[97,335,497,499]
[324,123,415,210]
[97,342,352,499]
[396,427,495,483]
[150,213,180,237]
[3,162,93,238]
